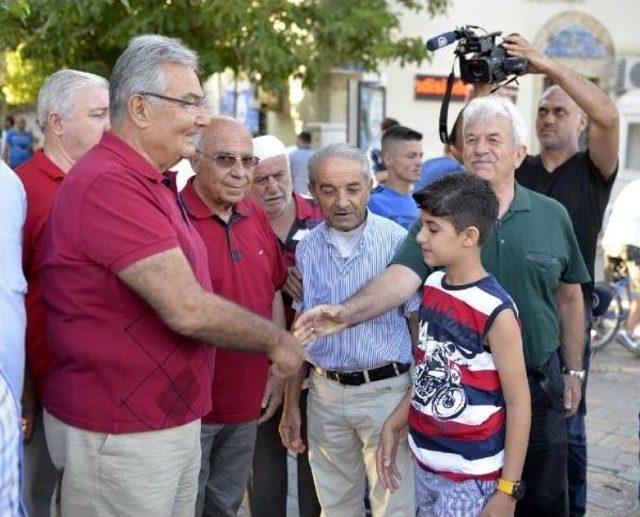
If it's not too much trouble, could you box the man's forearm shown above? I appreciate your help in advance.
[188,291,288,352]
[119,248,291,354]
[557,286,585,370]
[284,363,307,408]
[272,291,286,330]
[343,264,422,327]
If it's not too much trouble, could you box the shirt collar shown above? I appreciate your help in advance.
[180,176,250,220]
[31,150,65,181]
[509,182,532,213]
[318,209,374,244]
[293,192,319,220]
[99,132,165,182]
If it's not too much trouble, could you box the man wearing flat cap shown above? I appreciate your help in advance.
[247,135,322,517]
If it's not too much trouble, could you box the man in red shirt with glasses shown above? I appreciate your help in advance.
[182,117,288,517]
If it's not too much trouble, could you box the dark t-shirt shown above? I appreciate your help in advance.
[516,151,616,298]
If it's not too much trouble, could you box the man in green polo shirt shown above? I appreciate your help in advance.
[296,96,588,516]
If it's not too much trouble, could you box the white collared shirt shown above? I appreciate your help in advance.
[0,159,27,399]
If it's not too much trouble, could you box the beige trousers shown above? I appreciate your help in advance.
[44,411,201,517]
[307,370,415,517]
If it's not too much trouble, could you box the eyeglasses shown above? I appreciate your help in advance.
[138,92,206,113]
[195,149,259,169]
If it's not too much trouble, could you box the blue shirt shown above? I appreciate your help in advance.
[414,156,464,192]
[368,184,419,230]
[288,147,314,195]
[6,131,34,169]
[294,212,419,370]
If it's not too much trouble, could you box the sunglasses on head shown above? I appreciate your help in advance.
[196,149,259,169]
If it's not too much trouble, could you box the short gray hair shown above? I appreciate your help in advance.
[308,143,371,185]
[109,34,199,124]
[463,95,528,146]
[37,69,108,130]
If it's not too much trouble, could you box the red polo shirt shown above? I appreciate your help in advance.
[280,193,323,326]
[15,151,64,398]
[41,132,215,433]
[181,179,287,424]
[279,193,323,269]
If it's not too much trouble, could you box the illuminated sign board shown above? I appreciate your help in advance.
[414,74,469,100]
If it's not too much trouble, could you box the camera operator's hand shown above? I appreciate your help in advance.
[502,34,552,75]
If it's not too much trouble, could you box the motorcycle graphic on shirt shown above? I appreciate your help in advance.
[414,323,468,420]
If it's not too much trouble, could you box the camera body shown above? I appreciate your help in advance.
[456,28,527,83]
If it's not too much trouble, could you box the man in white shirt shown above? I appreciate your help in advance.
[0,158,27,401]
[0,158,27,516]
[601,180,640,351]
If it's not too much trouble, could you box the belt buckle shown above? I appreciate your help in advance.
[363,370,371,383]
[392,363,400,376]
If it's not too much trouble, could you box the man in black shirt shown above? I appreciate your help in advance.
[503,34,620,517]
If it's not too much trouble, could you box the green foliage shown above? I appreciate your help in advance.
[0,0,449,106]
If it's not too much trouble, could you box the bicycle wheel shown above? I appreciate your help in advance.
[591,293,622,352]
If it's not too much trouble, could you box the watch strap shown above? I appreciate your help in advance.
[497,478,515,496]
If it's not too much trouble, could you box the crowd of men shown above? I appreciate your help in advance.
[0,29,626,517]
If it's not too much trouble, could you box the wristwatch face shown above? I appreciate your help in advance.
[513,480,526,501]
[570,370,586,381]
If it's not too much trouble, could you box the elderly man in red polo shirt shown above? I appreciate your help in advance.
[247,135,322,517]
[40,35,304,517]
[15,68,110,517]
[182,117,287,517]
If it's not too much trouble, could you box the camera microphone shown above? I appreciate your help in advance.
[425,30,463,51]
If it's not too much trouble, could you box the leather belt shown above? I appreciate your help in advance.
[313,362,410,386]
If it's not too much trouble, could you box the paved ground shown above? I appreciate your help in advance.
[585,341,640,516]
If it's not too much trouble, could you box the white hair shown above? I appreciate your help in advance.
[308,143,371,185]
[463,95,528,146]
[109,34,199,125]
[36,69,108,130]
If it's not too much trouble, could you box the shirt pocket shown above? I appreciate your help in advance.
[523,252,562,288]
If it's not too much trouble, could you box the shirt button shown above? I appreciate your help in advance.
[500,239,505,244]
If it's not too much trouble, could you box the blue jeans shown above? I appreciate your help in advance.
[566,307,592,517]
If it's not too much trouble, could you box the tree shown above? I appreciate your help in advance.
[0,0,449,106]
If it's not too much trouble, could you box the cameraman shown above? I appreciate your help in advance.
[507,34,618,517]
[461,34,619,517]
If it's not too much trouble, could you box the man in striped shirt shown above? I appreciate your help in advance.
[279,143,419,516]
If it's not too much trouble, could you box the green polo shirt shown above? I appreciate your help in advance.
[391,182,590,370]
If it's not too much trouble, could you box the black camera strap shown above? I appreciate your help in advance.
[438,62,457,144]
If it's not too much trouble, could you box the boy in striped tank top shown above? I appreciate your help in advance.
[377,174,531,516]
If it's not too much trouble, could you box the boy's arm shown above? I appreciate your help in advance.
[484,309,531,515]
[376,387,412,492]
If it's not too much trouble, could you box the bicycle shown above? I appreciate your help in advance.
[591,257,640,357]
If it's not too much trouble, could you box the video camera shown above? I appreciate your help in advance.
[426,26,527,84]
[425,26,527,143]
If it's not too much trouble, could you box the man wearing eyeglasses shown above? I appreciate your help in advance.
[40,35,304,516]
[180,116,288,517]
